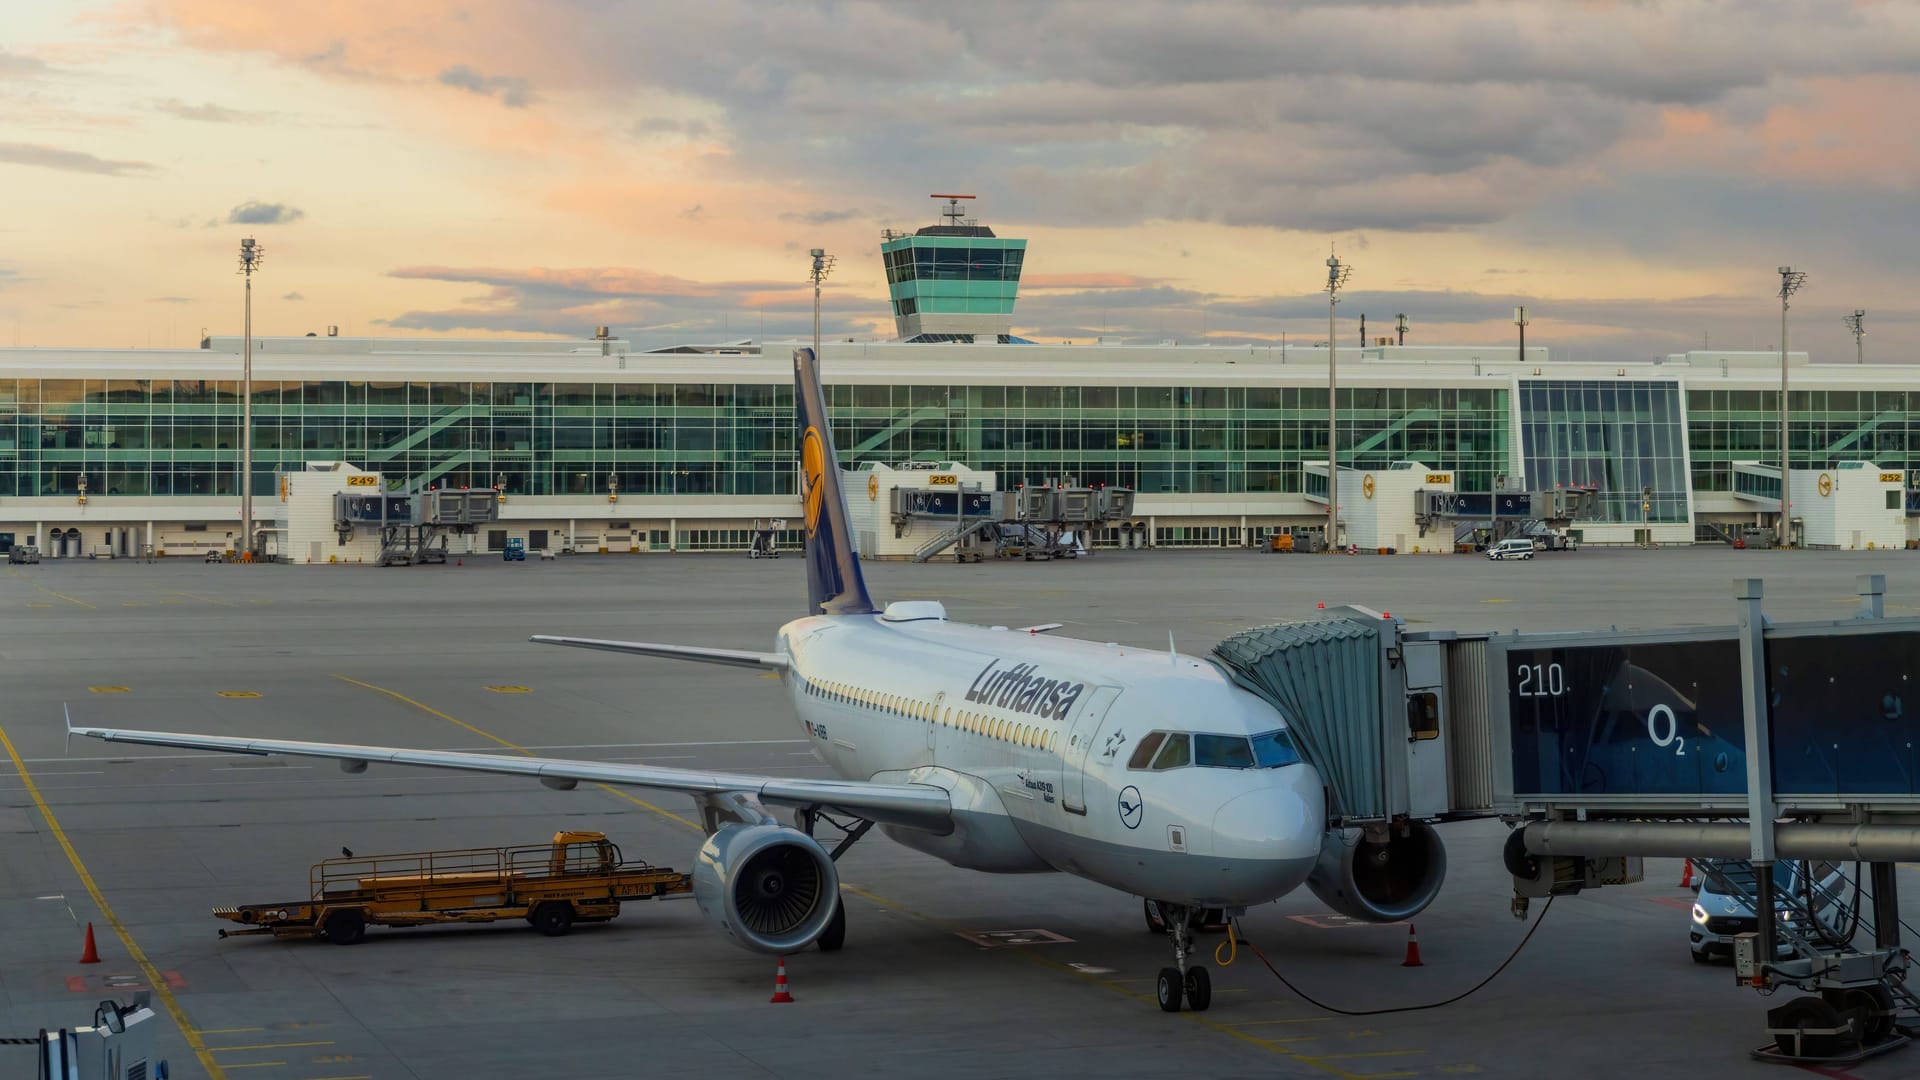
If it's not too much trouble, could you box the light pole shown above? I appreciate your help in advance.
[1395,313,1408,346]
[237,237,264,558]
[809,248,836,361]
[1777,266,1807,548]
[1514,305,1529,367]
[1325,248,1352,549]
[1844,309,1865,365]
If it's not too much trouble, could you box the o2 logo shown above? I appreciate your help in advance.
[1644,703,1687,757]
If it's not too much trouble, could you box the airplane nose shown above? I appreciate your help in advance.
[1211,765,1325,865]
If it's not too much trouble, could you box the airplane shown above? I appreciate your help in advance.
[69,346,1446,1013]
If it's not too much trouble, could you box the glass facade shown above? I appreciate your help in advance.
[1686,389,1920,493]
[0,377,1510,501]
[1519,380,1690,523]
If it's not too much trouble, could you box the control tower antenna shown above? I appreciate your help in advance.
[1844,309,1865,365]
[931,193,976,227]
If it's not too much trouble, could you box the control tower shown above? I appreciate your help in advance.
[880,195,1028,342]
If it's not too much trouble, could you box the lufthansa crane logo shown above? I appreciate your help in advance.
[868,474,879,501]
[1818,472,1833,497]
[1118,785,1143,830]
[801,427,827,536]
[1362,473,1376,500]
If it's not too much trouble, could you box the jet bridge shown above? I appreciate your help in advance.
[334,488,499,566]
[1218,574,1920,1062]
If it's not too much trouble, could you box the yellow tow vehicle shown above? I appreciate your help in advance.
[212,831,692,944]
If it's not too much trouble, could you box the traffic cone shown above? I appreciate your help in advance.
[79,923,101,964]
[1678,859,1694,889]
[769,957,795,1003]
[1400,923,1423,967]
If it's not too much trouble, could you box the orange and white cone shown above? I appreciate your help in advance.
[1678,859,1694,889]
[1400,923,1424,968]
[80,922,101,964]
[769,956,795,1003]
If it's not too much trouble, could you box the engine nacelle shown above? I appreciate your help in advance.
[1305,822,1447,922]
[692,823,839,953]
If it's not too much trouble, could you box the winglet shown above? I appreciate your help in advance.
[63,703,72,753]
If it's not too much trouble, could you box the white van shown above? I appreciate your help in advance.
[1486,538,1535,561]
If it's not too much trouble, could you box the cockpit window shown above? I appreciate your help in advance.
[1251,729,1301,768]
[1128,731,1167,770]
[1194,733,1255,768]
[1150,733,1191,770]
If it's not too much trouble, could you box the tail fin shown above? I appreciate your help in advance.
[794,347,877,616]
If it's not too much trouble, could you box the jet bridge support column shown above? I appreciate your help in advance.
[1735,577,1780,977]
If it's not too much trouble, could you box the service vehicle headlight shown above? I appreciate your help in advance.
[1692,903,1709,924]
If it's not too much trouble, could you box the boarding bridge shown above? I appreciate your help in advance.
[1219,574,1920,1064]
[1414,486,1596,547]
[897,483,1135,563]
[334,488,499,566]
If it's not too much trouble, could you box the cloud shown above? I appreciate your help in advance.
[282,291,305,301]
[0,142,152,175]
[632,116,711,139]
[780,207,863,225]
[0,48,47,79]
[149,296,193,304]
[155,98,276,124]
[437,64,533,108]
[227,201,305,225]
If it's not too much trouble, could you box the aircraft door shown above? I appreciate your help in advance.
[1060,686,1121,815]
[928,691,945,752]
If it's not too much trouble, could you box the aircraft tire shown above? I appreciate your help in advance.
[1184,965,1212,1011]
[818,899,846,952]
[1156,967,1184,1012]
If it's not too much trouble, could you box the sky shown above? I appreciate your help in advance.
[3,1,1920,362]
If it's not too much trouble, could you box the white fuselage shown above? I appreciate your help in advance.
[775,610,1326,908]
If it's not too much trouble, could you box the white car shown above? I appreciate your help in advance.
[1486,539,1535,560]
[1689,859,1849,963]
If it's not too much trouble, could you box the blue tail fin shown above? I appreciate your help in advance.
[794,347,877,616]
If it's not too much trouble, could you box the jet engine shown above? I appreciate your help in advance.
[1305,822,1447,922]
[692,822,840,953]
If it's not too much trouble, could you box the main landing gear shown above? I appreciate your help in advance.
[1146,899,1214,1012]
[799,807,872,954]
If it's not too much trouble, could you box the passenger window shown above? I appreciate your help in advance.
[1151,733,1192,770]
[1128,731,1167,769]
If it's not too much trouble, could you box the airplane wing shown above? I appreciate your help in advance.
[531,635,788,671]
[66,723,950,833]
[1014,623,1065,635]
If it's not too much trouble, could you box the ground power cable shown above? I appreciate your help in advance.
[1215,896,1556,1017]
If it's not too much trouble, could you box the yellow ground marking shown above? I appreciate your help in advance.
[211,1041,334,1052]
[195,1028,266,1035]
[219,1063,285,1070]
[122,601,147,607]
[14,573,96,609]
[328,675,1412,1078]
[174,589,238,608]
[89,686,130,694]
[757,672,781,680]
[0,723,227,1079]
[484,685,532,693]
[1226,1017,1335,1027]
[329,675,701,830]
[217,690,263,699]
[29,601,54,609]
[1478,598,1510,604]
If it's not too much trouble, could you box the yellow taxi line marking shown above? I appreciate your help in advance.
[89,686,131,694]
[1316,1050,1424,1060]
[0,723,226,1080]
[219,1063,285,1070]
[195,1028,267,1035]
[20,576,96,610]
[211,1041,334,1052]
[1477,598,1510,604]
[329,675,701,831]
[174,589,238,608]
[325,677,1403,1079]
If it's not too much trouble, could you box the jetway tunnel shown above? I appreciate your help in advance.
[1224,573,1920,1063]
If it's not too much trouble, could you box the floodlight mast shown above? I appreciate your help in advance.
[809,248,836,363]
[1844,309,1865,365]
[1325,248,1352,549]
[1777,266,1807,548]
[237,237,264,559]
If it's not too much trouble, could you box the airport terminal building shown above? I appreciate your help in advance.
[3,208,1919,557]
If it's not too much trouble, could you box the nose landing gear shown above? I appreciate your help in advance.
[1150,900,1214,1012]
